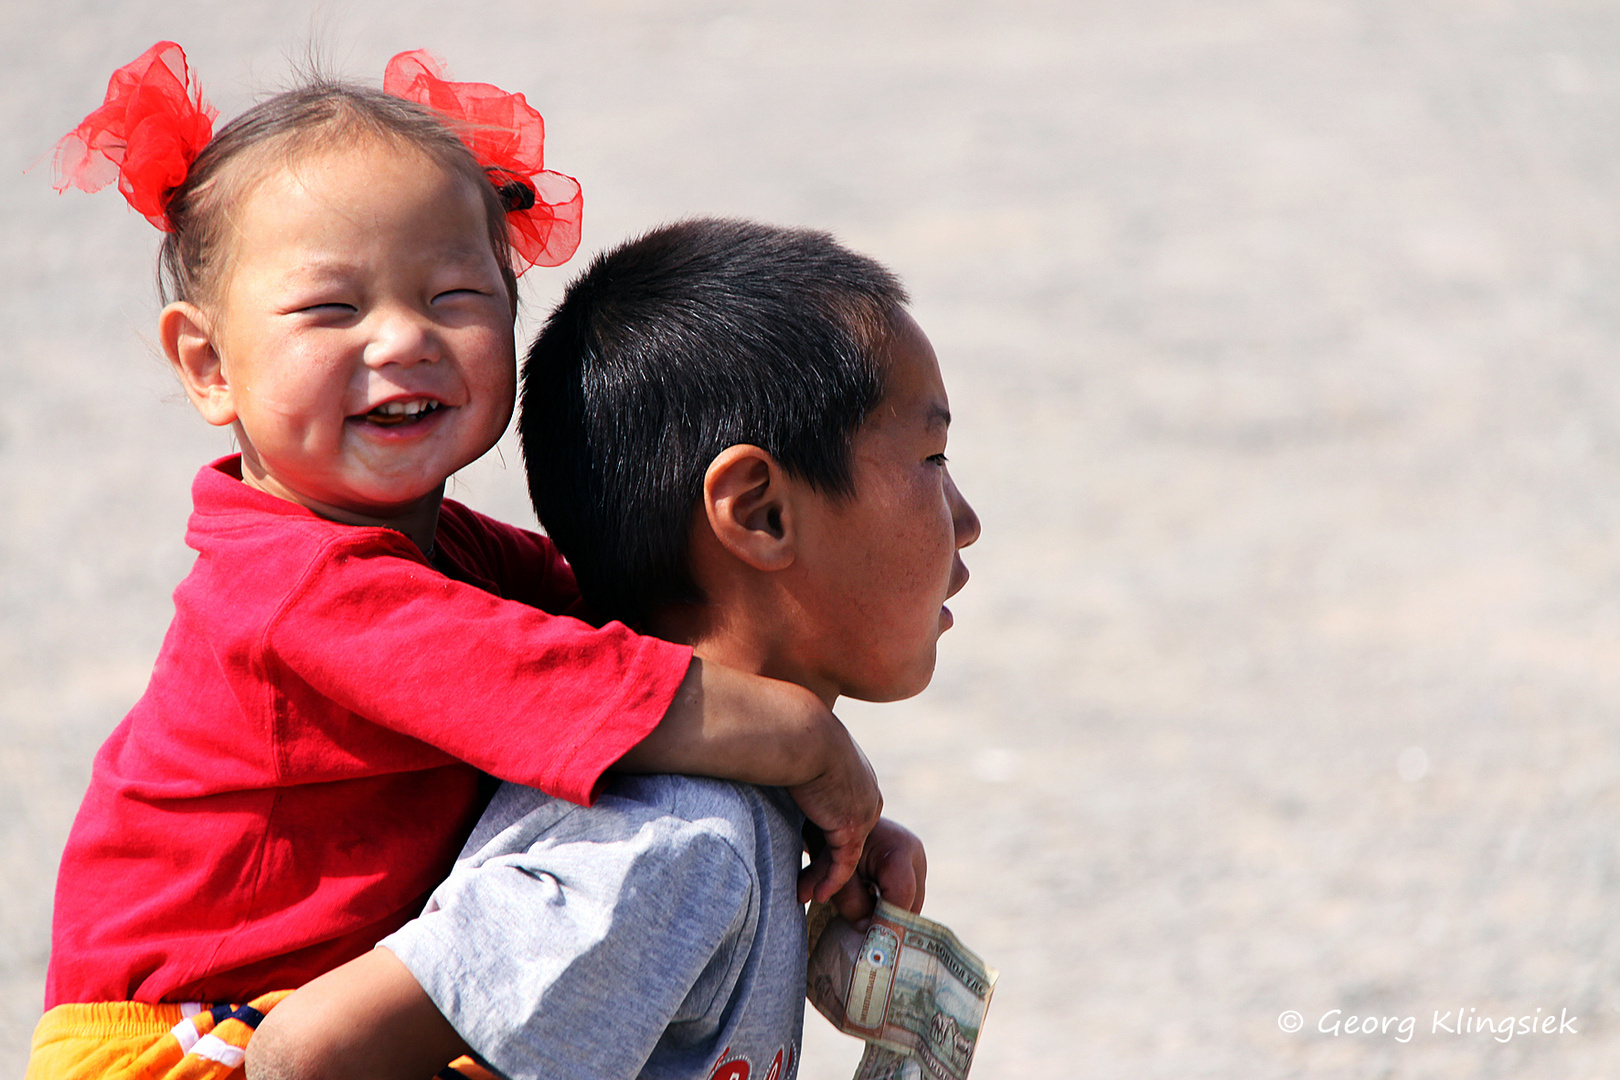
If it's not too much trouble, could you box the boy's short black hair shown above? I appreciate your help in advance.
[520,218,908,628]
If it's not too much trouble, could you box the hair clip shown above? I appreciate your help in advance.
[53,41,216,231]
[497,178,537,212]
[383,50,582,274]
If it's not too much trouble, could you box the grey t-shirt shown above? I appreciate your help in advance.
[380,775,808,1080]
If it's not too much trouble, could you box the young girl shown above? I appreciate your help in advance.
[30,43,901,1080]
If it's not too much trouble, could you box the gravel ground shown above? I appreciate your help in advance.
[6,2,1620,1077]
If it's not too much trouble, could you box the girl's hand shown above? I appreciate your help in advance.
[803,816,927,928]
[790,721,883,904]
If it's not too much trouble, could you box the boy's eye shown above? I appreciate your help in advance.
[296,302,356,316]
[433,288,489,303]
[928,453,949,466]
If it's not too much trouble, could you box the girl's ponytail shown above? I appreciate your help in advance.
[52,41,216,231]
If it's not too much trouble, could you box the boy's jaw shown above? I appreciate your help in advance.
[647,503,968,713]
[646,601,847,712]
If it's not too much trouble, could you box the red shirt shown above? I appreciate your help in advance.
[46,457,692,1006]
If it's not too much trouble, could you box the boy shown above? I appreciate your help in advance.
[247,219,980,1080]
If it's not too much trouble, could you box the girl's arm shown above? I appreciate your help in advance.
[614,657,882,903]
[266,530,883,897]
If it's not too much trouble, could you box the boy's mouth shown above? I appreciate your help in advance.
[361,399,442,426]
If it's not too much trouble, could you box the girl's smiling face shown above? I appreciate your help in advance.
[162,136,516,544]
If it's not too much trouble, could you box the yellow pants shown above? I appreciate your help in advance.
[26,993,496,1080]
[26,993,293,1080]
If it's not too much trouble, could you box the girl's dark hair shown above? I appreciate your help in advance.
[520,218,908,629]
[157,80,515,308]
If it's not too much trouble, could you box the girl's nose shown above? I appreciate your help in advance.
[364,308,441,368]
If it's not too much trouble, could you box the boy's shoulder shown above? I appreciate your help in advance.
[433,776,805,977]
[465,774,801,876]
[382,776,810,1079]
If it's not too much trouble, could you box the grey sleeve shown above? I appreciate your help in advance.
[380,804,759,1080]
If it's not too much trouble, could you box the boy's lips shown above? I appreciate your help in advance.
[941,560,970,631]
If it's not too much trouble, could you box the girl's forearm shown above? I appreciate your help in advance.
[616,658,829,783]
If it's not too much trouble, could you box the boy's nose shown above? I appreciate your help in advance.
[947,472,980,549]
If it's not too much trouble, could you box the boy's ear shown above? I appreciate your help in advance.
[159,301,236,427]
[702,444,796,572]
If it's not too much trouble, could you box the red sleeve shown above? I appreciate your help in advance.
[265,532,692,806]
[432,500,590,618]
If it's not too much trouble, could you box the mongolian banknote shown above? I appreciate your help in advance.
[806,899,998,1080]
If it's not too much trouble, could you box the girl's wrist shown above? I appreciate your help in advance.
[770,676,843,787]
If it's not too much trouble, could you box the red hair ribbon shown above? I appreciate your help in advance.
[53,41,216,230]
[384,50,583,274]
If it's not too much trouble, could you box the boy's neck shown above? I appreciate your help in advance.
[647,603,839,712]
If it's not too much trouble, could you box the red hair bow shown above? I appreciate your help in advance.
[53,41,216,230]
[384,50,583,274]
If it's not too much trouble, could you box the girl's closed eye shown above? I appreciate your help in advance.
[280,289,358,315]
[432,287,493,303]
[928,452,949,466]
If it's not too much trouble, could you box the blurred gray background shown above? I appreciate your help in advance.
[6,1,1620,1077]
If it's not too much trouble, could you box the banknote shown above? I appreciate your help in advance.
[807,899,998,1080]
[852,1044,922,1080]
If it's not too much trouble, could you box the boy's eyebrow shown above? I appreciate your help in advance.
[927,404,952,430]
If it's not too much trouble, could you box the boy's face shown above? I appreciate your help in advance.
[785,309,980,703]
[197,139,516,524]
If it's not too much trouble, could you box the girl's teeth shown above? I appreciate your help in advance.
[367,400,440,424]
[377,400,432,416]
